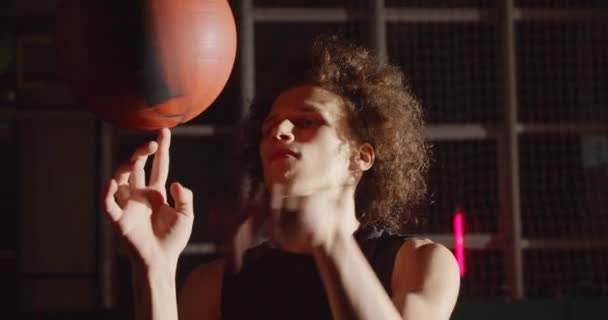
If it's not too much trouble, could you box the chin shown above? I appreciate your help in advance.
[266,174,292,187]
[268,169,296,184]
[264,177,310,197]
[285,182,321,197]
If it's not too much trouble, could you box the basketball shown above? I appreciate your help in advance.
[54,0,237,130]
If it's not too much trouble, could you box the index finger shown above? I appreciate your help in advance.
[149,128,171,189]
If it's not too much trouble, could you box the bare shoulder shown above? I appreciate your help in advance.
[178,258,225,320]
[400,237,435,254]
[390,238,461,318]
[392,237,459,290]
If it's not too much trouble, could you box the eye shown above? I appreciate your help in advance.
[294,118,320,128]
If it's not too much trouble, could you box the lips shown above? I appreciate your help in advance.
[270,148,300,162]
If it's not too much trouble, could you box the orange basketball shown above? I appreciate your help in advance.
[54,0,237,130]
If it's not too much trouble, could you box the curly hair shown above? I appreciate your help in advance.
[238,34,429,233]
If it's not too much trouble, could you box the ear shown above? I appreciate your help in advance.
[353,143,375,172]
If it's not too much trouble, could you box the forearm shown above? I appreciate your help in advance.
[313,232,402,320]
[131,263,179,320]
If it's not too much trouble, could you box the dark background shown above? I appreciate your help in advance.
[1,0,607,318]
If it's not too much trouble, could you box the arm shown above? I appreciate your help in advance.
[102,128,195,320]
[131,262,178,320]
[312,232,402,320]
[313,234,460,320]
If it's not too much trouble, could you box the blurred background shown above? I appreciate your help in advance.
[1,0,607,319]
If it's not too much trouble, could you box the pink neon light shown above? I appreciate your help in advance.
[453,210,465,276]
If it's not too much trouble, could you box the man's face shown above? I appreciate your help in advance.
[259,85,356,195]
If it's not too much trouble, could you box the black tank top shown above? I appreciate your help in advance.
[220,226,414,320]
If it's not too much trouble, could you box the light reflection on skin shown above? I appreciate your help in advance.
[259,85,359,197]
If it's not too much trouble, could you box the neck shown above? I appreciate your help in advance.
[317,184,361,236]
[338,191,361,236]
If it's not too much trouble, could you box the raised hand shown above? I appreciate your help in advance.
[102,128,194,272]
[267,184,356,253]
[226,183,357,272]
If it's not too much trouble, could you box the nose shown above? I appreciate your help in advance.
[272,119,295,142]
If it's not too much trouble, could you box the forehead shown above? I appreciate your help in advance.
[268,85,345,118]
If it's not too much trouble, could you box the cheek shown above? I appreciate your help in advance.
[311,139,351,170]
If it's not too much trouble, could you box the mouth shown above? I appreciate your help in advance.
[269,149,300,163]
[270,153,297,162]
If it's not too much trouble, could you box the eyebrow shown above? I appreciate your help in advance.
[262,105,323,128]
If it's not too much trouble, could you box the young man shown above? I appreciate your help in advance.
[103,35,460,320]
